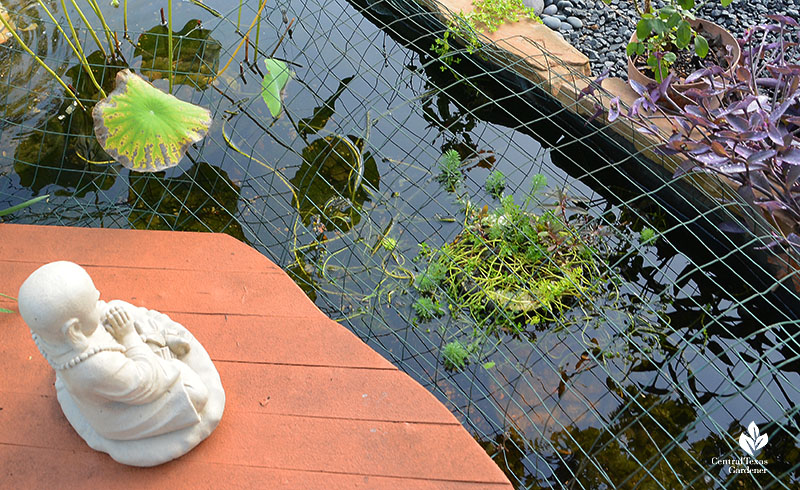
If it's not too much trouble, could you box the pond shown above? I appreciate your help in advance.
[1,0,798,487]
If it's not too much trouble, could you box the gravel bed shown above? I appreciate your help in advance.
[526,0,800,79]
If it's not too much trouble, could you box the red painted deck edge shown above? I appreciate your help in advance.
[0,224,513,488]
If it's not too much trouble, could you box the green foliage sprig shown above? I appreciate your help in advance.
[436,149,465,192]
[607,0,732,82]
[485,170,506,198]
[431,0,542,72]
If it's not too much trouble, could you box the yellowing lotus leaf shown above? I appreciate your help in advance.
[92,69,212,172]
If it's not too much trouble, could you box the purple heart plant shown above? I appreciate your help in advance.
[581,15,800,250]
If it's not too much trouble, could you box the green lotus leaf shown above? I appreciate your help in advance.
[261,58,290,118]
[92,69,212,172]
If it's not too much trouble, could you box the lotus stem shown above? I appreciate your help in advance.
[269,17,294,58]
[86,0,116,60]
[215,0,270,82]
[187,0,221,17]
[168,0,173,92]
[237,0,242,32]
[37,0,106,98]
[255,0,263,55]
[68,0,107,59]
[0,13,85,111]
[0,195,50,218]
[123,0,129,39]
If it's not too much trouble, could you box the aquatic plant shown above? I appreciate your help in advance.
[413,177,605,334]
[413,297,445,321]
[442,340,470,370]
[414,260,447,294]
[0,195,49,219]
[436,149,464,191]
[381,236,398,252]
[93,70,212,172]
[485,170,506,198]
[639,227,657,244]
[298,76,354,136]
[135,20,222,89]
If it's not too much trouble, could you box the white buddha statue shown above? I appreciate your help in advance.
[17,261,225,466]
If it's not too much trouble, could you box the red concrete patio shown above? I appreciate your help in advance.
[0,223,512,488]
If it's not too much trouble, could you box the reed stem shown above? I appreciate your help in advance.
[38,0,106,98]
[68,0,107,59]
[0,13,85,111]
[167,0,173,92]
[255,0,263,55]
[123,0,129,39]
[215,0,270,82]
[86,0,116,59]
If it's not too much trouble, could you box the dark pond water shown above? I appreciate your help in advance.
[1,0,798,487]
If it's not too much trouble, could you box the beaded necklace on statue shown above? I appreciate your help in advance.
[32,333,125,371]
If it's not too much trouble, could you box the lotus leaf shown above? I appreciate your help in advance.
[135,20,222,90]
[261,58,290,118]
[92,69,212,172]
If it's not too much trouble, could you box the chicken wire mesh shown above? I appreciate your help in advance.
[0,0,799,487]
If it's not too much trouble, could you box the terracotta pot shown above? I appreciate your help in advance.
[627,18,741,109]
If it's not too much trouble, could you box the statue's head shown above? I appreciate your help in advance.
[18,261,102,350]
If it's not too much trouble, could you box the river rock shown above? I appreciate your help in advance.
[542,15,562,30]
[522,0,545,15]
[566,16,583,29]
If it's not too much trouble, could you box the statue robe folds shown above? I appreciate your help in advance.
[57,344,201,440]
[55,301,225,467]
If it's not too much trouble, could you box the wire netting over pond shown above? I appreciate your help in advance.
[1,0,799,487]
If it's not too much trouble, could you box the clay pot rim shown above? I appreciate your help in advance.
[626,18,742,90]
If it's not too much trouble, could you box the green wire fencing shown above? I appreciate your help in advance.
[0,0,798,487]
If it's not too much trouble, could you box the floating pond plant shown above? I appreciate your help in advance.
[414,175,605,335]
[92,69,212,172]
[261,58,290,118]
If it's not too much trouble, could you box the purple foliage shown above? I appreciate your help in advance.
[582,17,800,234]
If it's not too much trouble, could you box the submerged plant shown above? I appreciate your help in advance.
[93,70,212,172]
[485,170,506,198]
[442,340,470,370]
[639,227,657,244]
[413,297,445,321]
[413,178,605,334]
[436,149,464,191]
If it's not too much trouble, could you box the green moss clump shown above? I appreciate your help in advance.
[442,341,470,370]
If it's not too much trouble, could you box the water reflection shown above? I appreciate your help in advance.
[128,161,245,240]
[135,19,221,89]
[290,135,379,234]
[13,102,116,196]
